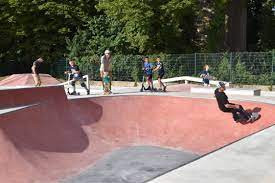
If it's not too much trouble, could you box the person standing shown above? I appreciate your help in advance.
[31,57,44,87]
[100,50,112,95]
[153,56,166,91]
[143,56,154,91]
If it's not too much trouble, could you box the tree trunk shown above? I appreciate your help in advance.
[225,0,247,51]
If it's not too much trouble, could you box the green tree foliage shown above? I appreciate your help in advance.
[0,0,274,77]
[0,0,97,74]
[247,0,274,51]
[215,53,231,81]
[96,0,197,53]
[233,59,253,84]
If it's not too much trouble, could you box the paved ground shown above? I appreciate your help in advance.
[62,146,199,183]
[148,125,275,183]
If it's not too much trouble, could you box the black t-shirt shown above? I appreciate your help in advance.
[214,88,229,112]
[32,60,42,74]
[201,70,209,79]
[68,65,82,77]
[156,62,165,74]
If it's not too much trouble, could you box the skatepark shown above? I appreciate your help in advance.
[1,76,275,183]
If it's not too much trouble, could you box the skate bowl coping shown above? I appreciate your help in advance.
[191,87,261,96]
[153,76,231,87]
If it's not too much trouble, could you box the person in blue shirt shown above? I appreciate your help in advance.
[143,56,154,90]
[200,64,211,86]
[153,56,166,91]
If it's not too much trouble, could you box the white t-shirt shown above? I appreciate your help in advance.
[100,56,112,72]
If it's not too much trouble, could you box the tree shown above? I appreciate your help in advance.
[0,0,98,74]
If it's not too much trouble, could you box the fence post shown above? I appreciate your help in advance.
[194,53,197,75]
[272,49,275,90]
[272,49,274,75]
[230,52,233,82]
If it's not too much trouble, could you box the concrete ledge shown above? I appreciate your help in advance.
[153,76,230,87]
[190,87,261,96]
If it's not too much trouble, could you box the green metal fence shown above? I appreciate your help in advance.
[54,51,275,86]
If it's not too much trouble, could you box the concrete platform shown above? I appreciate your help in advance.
[149,125,275,183]
[191,87,261,96]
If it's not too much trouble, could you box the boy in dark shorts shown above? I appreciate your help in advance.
[143,57,154,91]
[214,82,257,122]
[65,60,90,95]
[154,56,166,91]
[31,57,44,87]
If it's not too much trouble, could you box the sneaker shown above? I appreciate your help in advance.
[163,86,167,92]
[70,91,77,95]
[251,112,259,119]
[247,117,253,122]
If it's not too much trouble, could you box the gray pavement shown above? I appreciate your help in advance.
[62,146,199,183]
[148,125,275,183]
[68,86,275,105]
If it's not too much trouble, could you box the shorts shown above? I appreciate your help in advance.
[158,72,165,79]
[203,78,210,85]
[103,75,110,84]
[146,74,152,80]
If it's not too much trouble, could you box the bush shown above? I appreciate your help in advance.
[215,53,231,81]
[233,60,254,84]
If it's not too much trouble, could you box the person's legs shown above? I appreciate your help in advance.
[79,78,89,94]
[71,79,77,93]
[203,78,210,87]
[103,72,111,94]
[147,75,153,89]
[109,71,112,91]
[37,75,41,86]
[227,104,251,121]
[236,105,251,120]
[159,73,166,91]
[33,74,41,87]
[157,78,162,90]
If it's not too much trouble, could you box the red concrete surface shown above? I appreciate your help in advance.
[0,86,275,183]
[0,74,60,86]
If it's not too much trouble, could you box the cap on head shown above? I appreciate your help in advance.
[218,82,226,88]
[104,50,111,54]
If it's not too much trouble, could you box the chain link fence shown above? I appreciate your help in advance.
[53,51,275,86]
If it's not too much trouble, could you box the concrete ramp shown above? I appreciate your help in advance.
[0,74,60,87]
[0,86,275,183]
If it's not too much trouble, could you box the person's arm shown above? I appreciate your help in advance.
[199,71,204,78]
[153,65,160,72]
[225,103,239,109]
[73,66,81,74]
[32,62,37,74]
[64,66,71,74]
